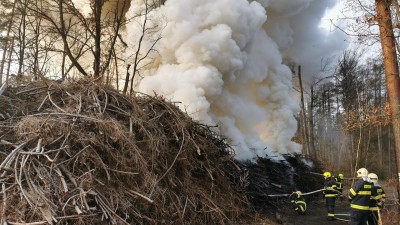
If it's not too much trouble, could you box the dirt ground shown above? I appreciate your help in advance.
[278,198,351,225]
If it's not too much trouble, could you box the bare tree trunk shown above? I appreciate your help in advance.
[114,50,119,91]
[62,47,66,80]
[389,126,392,176]
[375,0,400,197]
[5,37,15,83]
[0,0,16,85]
[57,0,87,76]
[94,0,103,77]
[31,0,43,80]
[298,65,310,156]
[378,125,383,169]
[365,127,372,166]
[101,0,127,77]
[122,64,131,95]
[308,86,317,159]
[17,0,27,79]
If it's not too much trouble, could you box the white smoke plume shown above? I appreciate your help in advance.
[71,0,92,17]
[124,0,347,161]
[263,0,347,83]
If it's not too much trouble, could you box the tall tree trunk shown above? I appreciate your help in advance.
[61,47,66,80]
[122,64,131,95]
[94,0,103,77]
[308,85,317,159]
[114,50,119,91]
[298,65,310,156]
[0,0,16,85]
[17,0,27,78]
[5,37,15,83]
[389,126,392,176]
[378,125,383,169]
[375,0,400,197]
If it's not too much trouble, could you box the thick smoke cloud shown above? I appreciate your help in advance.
[122,0,347,161]
[263,0,347,83]
[71,0,92,17]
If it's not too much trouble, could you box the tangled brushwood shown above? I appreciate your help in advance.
[0,80,256,225]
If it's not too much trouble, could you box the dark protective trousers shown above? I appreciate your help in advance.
[350,210,369,225]
[367,211,379,225]
[325,197,335,218]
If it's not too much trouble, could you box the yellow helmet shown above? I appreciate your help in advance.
[323,171,331,179]
[338,173,344,179]
[367,173,378,183]
[357,168,368,178]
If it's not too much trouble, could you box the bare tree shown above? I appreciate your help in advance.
[375,0,400,197]
[20,0,135,79]
[297,65,311,156]
[0,0,16,85]
[122,0,162,95]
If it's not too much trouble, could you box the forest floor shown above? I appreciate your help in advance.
[278,198,351,225]
[278,198,399,225]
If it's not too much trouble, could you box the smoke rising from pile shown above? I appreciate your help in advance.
[123,0,346,161]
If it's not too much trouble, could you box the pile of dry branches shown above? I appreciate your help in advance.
[0,80,253,225]
[235,155,323,212]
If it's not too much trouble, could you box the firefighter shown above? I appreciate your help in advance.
[323,171,337,221]
[367,173,386,225]
[348,168,372,225]
[335,173,344,196]
[289,191,307,215]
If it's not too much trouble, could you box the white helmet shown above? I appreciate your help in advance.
[368,173,378,183]
[357,168,368,178]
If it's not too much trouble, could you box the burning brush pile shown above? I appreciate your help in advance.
[0,80,322,225]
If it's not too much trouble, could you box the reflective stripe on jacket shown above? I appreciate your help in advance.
[348,179,372,211]
[335,177,343,191]
[369,184,386,211]
[294,200,307,213]
[289,193,307,213]
[324,177,337,198]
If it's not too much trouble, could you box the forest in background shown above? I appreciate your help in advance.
[292,50,394,179]
[0,0,400,182]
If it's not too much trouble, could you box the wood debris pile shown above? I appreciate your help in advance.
[0,80,255,225]
[232,155,323,213]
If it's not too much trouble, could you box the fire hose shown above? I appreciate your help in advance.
[266,188,337,197]
[307,171,358,180]
[267,188,351,221]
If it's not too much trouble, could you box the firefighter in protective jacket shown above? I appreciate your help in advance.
[348,168,372,225]
[323,171,337,221]
[335,173,344,195]
[367,173,386,225]
[289,191,307,215]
